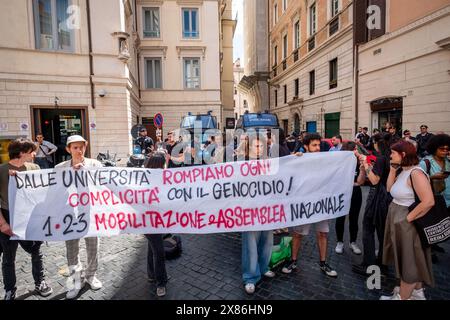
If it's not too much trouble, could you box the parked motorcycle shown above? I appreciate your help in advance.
[97,151,120,167]
[126,145,149,168]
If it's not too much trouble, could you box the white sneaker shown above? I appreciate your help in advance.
[380,287,425,300]
[66,281,85,300]
[350,242,362,255]
[244,283,255,294]
[86,276,102,290]
[263,270,276,278]
[335,242,344,254]
[410,288,426,300]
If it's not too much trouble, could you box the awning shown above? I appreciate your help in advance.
[369,96,404,112]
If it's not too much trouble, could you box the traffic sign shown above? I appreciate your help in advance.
[154,113,163,128]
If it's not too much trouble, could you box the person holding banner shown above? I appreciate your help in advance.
[55,135,103,299]
[0,138,53,300]
[242,135,275,294]
[281,133,338,277]
[144,152,169,297]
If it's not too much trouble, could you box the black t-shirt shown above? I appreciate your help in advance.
[354,163,360,183]
[416,133,434,156]
[135,136,154,155]
[372,155,389,187]
[166,142,184,168]
[279,143,291,157]
[357,133,370,147]
[320,141,331,152]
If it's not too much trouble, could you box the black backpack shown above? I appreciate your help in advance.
[163,234,182,260]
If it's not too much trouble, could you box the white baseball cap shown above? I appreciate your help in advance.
[66,135,87,146]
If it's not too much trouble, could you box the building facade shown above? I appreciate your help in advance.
[355,0,450,136]
[137,0,234,137]
[220,0,237,127]
[233,58,247,119]
[238,0,270,113]
[268,0,354,138]
[0,0,234,165]
[0,0,140,165]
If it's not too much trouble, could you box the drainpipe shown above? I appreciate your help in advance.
[266,0,270,112]
[354,43,359,135]
[86,0,95,109]
[134,0,141,100]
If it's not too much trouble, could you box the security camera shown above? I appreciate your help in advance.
[98,89,107,97]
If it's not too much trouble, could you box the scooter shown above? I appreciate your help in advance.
[97,151,120,167]
[126,145,148,168]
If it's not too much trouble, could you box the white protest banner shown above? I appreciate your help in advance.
[9,152,356,241]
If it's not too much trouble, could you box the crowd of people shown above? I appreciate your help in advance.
[0,123,449,300]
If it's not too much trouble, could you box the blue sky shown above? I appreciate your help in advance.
[233,0,244,66]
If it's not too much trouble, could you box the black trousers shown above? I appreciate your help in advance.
[0,232,45,292]
[362,187,388,266]
[145,234,168,287]
[336,186,362,243]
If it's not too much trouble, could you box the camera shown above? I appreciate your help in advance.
[98,89,107,97]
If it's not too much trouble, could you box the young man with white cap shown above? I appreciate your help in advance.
[55,135,103,299]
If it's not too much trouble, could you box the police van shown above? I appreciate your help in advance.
[235,111,280,132]
[179,111,219,165]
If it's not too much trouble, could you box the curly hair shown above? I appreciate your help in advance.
[303,133,322,146]
[426,134,450,155]
[8,138,37,160]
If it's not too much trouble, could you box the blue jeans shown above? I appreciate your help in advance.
[34,157,50,169]
[241,231,273,285]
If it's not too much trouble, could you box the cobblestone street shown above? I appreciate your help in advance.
[3,187,450,300]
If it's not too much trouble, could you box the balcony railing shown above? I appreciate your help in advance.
[329,16,339,36]
[308,37,315,51]
[270,2,351,79]
[329,79,337,89]
[293,49,299,62]
[144,30,160,38]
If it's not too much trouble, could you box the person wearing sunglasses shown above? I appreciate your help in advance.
[419,134,450,262]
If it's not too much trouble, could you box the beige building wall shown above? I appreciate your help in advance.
[220,0,236,125]
[241,0,269,113]
[233,58,247,118]
[269,0,354,138]
[138,0,222,133]
[358,3,450,135]
[0,0,140,164]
